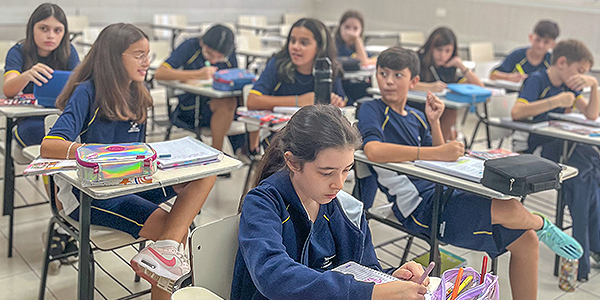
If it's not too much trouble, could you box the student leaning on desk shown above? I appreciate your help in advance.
[490,20,559,83]
[154,24,238,152]
[3,3,80,147]
[40,23,216,300]
[357,46,583,300]
[511,39,600,281]
[232,105,430,300]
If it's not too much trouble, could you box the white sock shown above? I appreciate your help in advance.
[154,239,180,249]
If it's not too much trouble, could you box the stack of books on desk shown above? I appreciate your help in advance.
[415,156,485,183]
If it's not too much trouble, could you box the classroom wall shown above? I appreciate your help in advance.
[0,0,313,40]
[312,0,600,63]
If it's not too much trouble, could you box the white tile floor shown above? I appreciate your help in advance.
[0,92,599,299]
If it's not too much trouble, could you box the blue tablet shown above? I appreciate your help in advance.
[33,70,71,108]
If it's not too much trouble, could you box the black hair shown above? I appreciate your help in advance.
[377,46,420,79]
[201,24,235,57]
[254,105,362,187]
[534,20,560,40]
[551,39,594,67]
[22,3,71,71]
[275,18,340,84]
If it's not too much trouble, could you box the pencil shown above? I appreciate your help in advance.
[430,65,442,82]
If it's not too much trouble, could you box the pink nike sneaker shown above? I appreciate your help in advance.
[130,242,190,293]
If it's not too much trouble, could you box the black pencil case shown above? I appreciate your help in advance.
[481,154,561,196]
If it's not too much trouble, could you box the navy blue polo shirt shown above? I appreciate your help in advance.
[494,47,551,75]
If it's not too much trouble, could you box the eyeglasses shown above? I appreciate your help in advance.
[122,52,153,65]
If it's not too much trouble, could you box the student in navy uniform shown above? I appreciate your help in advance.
[358,46,583,300]
[40,23,216,299]
[335,10,376,106]
[511,40,600,281]
[232,105,430,300]
[247,18,346,152]
[413,27,483,142]
[490,20,559,83]
[154,24,238,152]
[3,3,80,147]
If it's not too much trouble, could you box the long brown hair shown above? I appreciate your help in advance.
[275,18,340,84]
[334,10,365,51]
[22,3,71,71]
[418,27,458,82]
[253,105,362,187]
[56,23,152,123]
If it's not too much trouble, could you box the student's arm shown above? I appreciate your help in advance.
[247,91,315,110]
[425,93,445,146]
[348,35,377,66]
[489,70,528,82]
[569,75,600,120]
[413,81,447,93]
[153,64,217,81]
[3,63,54,98]
[238,190,376,300]
[510,75,574,120]
[445,56,483,86]
[489,51,528,82]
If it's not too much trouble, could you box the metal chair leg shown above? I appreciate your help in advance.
[38,218,57,300]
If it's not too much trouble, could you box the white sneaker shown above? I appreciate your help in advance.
[130,242,190,293]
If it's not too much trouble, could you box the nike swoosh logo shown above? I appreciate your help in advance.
[148,247,176,267]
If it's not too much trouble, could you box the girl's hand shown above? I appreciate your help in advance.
[430,81,447,93]
[298,92,315,106]
[330,93,346,107]
[196,66,218,80]
[444,56,463,69]
[425,92,444,121]
[24,63,54,86]
[372,281,427,300]
[393,261,430,286]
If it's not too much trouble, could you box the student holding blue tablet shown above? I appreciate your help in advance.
[358,46,582,300]
[232,105,429,300]
[40,23,216,299]
[3,3,80,147]
[154,24,238,152]
[511,40,600,282]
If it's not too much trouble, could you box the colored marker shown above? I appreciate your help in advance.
[159,154,172,158]
[205,60,211,67]
[417,261,435,285]
[480,256,488,284]
[515,64,525,75]
[449,267,464,300]
[447,276,473,300]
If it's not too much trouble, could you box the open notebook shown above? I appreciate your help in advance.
[414,156,484,183]
[149,136,222,169]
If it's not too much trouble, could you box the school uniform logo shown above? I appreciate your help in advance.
[128,122,140,133]
[321,254,336,269]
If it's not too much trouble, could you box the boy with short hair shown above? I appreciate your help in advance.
[511,39,600,281]
[490,20,559,82]
[358,46,582,300]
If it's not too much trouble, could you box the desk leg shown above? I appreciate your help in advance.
[483,101,491,149]
[78,192,93,300]
[430,184,443,277]
[554,141,569,276]
[2,117,15,257]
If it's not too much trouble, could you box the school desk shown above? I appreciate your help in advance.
[235,24,281,35]
[0,105,61,257]
[366,88,472,110]
[52,154,242,300]
[363,31,401,45]
[236,48,280,69]
[354,150,578,276]
[150,24,203,50]
[487,117,600,275]
[482,78,522,92]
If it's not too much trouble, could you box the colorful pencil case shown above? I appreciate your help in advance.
[76,143,157,187]
[431,267,499,300]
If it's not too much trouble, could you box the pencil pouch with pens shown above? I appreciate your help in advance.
[431,267,499,300]
[76,143,157,187]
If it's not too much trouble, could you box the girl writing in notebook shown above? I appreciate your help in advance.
[3,3,80,147]
[414,27,483,141]
[231,105,429,300]
[40,23,216,299]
